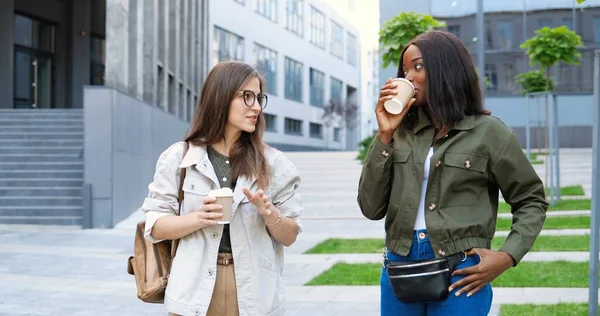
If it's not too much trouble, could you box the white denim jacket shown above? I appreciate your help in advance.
[142,142,303,316]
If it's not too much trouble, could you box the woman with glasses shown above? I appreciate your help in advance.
[141,61,303,316]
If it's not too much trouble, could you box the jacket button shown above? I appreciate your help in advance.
[190,184,195,189]
[465,160,471,168]
[428,203,436,211]
[212,232,219,239]
[208,269,214,277]
[435,161,441,168]
[381,150,390,158]
[195,311,201,316]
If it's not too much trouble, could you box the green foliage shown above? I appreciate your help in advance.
[379,12,446,69]
[520,26,583,71]
[576,0,586,4]
[356,133,376,163]
[515,70,555,95]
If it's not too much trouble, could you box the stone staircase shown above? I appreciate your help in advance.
[0,109,84,225]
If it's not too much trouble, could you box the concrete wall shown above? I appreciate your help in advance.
[104,0,208,122]
[487,94,594,147]
[84,86,189,228]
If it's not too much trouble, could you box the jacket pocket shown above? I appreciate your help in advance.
[181,176,212,215]
[259,258,284,314]
[392,150,411,163]
[442,152,489,207]
[444,152,487,173]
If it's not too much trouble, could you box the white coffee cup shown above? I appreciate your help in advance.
[208,188,234,224]
[383,78,415,115]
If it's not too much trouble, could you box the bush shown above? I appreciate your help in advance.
[357,133,376,163]
[515,70,555,95]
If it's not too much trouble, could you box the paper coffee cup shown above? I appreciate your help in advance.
[208,188,234,224]
[383,78,415,115]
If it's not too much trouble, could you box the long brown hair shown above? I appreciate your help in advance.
[185,61,271,189]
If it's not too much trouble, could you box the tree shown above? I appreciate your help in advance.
[520,26,582,91]
[520,25,582,188]
[379,12,446,69]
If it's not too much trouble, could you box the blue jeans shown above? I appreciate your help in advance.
[380,230,493,316]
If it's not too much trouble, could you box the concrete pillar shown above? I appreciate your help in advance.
[71,0,92,109]
[0,0,15,109]
[105,0,129,92]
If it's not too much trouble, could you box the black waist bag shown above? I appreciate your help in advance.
[385,252,466,303]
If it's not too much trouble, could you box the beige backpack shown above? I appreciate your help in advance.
[127,142,188,303]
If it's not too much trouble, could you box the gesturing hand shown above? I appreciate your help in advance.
[449,248,514,297]
[242,188,272,216]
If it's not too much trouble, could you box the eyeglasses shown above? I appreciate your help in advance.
[238,90,268,109]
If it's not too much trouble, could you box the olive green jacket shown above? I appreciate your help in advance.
[357,108,548,264]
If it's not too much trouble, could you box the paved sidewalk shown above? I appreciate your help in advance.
[0,149,595,316]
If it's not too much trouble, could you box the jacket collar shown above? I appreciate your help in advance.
[412,107,476,134]
[178,142,258,206]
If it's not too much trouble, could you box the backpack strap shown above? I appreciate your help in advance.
[170,141,189,262]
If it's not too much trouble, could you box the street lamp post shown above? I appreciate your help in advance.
[590,49,600,316]
[476,0,485,97]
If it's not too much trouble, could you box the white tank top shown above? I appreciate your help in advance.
[414,147,434,230]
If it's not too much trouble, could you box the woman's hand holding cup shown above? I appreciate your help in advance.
[187,196,223,230]
[375,77,416,144]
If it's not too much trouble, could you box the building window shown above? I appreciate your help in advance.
[497,21,513,50]
[485,21,493,49]
[559,62,573,88]
[284,117,303,135]
[310,6,325,49]
[333,127,341,142]
[157,65,165,108]
[347,32,357,66]
[331,21,344,59]
[90,35,105,85]
[447,25,460,39]
[285,0,303,37]
[309,122,323,139]
[254,0,277,22]
[310,68,325,107]
[13,14,55,108]
[213,26,244,65]
[254,43,277,95]
[330,77,343,104]
[538,18,553,28]
[503,62,516,92]
[594,17,600,45]
[485,64,497,91]
[562,18,573,30]
[264,113,277,131]
[284,57,303,102]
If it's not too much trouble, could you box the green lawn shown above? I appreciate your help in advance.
[305,235,591,254]
[530,159,544,165]
[499,199,591,213]
[500,303,587,316]
[496,216,589,231]
[492,235,590,252]
[545,185,586,196]
[306,261,597,287]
